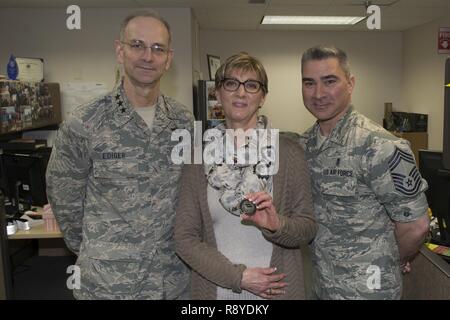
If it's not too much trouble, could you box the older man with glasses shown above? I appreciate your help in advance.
[46,9,194,300]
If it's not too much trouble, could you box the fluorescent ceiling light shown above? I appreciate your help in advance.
[261,15,365,25]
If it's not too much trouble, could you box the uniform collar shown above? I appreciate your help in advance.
[302,105,356,153]
[328,105,356,145]
[110,83,178,139]
[149,95,179,140]
[111,83,134,127]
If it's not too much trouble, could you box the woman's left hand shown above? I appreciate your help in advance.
[241,192,280,232]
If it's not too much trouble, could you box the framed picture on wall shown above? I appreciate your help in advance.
[16,57,44,82]
[207,55,221,81]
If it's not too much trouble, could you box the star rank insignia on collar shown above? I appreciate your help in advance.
[118,101,126,113]
[120,105,126,113]
[114,93,126,113]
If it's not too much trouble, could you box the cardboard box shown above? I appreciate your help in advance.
[391,132,428,164]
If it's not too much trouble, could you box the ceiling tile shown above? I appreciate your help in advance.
[1,0,449,31]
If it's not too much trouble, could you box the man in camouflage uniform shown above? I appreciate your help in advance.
[299,45,429,299]
[46,10,193,299]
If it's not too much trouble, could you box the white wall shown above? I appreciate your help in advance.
[0,8,193,112]
[200,30,403,133]
[402,16,450,151]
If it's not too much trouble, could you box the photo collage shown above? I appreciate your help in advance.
[0,81,60,134]
[206,81,225,130]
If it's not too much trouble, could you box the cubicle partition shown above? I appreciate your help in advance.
[0,191,13,299]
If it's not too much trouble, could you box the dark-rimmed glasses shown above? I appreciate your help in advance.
[221,78,265,94]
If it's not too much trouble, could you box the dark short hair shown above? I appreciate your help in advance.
[215,52,268,94]
[301,45,351,80]
[120,9,172,45]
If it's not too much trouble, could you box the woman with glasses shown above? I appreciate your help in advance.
[175,52,317,300]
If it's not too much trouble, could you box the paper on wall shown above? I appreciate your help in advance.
[60,82,109,121]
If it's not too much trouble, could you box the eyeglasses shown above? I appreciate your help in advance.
[221,78,265,94]
[120,40,169,57]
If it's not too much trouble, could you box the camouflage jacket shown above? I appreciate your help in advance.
[46,84,194,299]
[300,106,428,300]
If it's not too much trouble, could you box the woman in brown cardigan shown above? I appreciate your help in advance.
[175,52,317,300]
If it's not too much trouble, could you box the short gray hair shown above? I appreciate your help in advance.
[301,45,351,80]
[119,9,172,45]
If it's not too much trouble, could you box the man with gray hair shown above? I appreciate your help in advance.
[299,45,429,299]
[46,10,193,299]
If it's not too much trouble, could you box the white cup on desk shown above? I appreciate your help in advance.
[6,222,17,235]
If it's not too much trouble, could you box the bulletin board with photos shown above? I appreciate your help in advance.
[205,81,225,130]
[0,81,61,135]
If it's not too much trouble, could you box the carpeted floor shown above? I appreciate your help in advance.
[12,254,77,300]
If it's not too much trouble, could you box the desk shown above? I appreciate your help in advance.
[8,216,66,256]
[8,224,62,240]
[7,207,62,240]
[2,207,65,299]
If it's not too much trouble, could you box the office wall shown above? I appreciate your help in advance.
[402,16,450,151]
[199,30,403,133]
[191,11,202,88]
[0,8,194,112]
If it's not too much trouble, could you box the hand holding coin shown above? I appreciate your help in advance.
[239,198,257,215]
[241,192,280,232]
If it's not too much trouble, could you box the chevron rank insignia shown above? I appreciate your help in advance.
[388,147,422,196]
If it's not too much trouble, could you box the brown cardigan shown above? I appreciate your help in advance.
[175,135,317,300]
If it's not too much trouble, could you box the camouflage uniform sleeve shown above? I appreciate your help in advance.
[46,118,91,253]
[177,105,195,156]
[363,137,429,222]
[184,109,195,139]
[179,104,195,134]
[261,136,317,246]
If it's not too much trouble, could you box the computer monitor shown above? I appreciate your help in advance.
[418,150,450,246]
[0,151,50,217]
